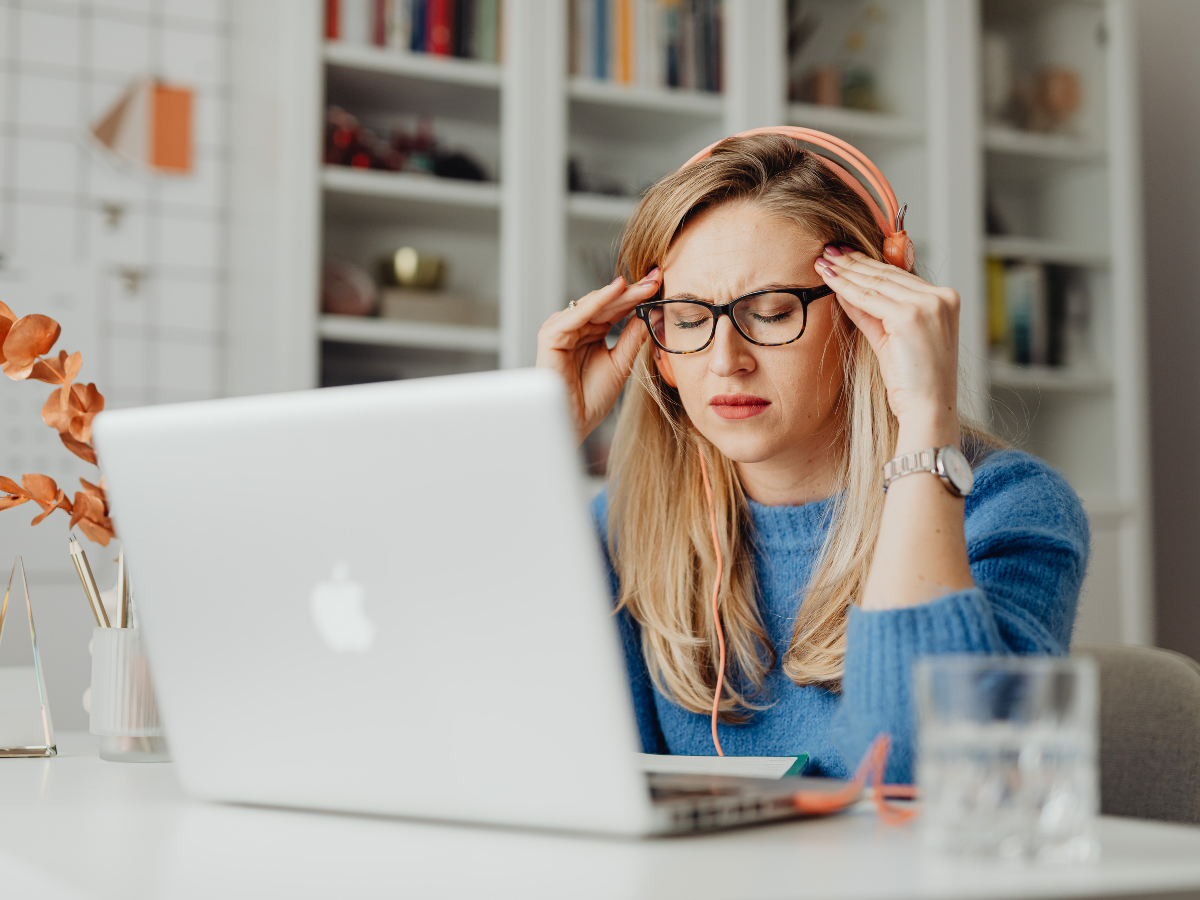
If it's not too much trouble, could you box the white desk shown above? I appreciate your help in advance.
[6,733,1200,900]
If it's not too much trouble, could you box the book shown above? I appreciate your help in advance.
[986,256,1007,351]
[428,0,452,55]
[1005,262,1047,366]
[637,753,809,779]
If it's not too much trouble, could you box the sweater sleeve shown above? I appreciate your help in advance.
[591,490,669,754]
[830,450,1090,783]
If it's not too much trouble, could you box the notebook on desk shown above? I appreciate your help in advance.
[94,369,847,836]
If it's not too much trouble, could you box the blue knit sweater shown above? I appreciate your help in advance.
[591,448,1089,783]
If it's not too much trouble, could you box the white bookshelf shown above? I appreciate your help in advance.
[227,0,1151,646]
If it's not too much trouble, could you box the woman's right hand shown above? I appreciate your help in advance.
[535,268,661,441]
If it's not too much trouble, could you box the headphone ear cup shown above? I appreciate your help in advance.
[653,348,678,388]
[883,232,916,272]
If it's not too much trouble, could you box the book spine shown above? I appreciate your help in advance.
[577,0,594,80]
[617,0,632,83]
[372,0,387,45]
[411,0,426,51]
[636,0,654,87]
[664,0,680,88]
[679,0,695,90]
[343,0,370,44]
[986,257,1008,352]
[596,0,608,80]
[477,0,497,62]
[325,0,341,39]
[429,0,451,55]
[389,0,412,50]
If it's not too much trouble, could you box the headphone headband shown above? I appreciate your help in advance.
[681,126,914,270]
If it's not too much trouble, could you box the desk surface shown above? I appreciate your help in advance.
[6,733,1200,900]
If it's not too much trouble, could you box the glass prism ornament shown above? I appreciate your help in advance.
[0,557,57,757]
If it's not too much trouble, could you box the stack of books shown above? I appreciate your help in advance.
[568,0,723,93]
[326,0,502,63]
[987,259,1091,368]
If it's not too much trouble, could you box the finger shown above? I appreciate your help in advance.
[585,268,661,325]
[822,245,933,293]
[816,259,929,312]
[837,295,885,348]
[609,316,648,377]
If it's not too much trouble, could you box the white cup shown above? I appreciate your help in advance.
[89,627,169,762]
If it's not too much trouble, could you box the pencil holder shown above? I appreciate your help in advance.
[89,627,169,763]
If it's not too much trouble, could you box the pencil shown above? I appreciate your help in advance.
[116,547,129,628]
[69,533,110,628]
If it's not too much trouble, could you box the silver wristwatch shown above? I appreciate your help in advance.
[882,444,974,497]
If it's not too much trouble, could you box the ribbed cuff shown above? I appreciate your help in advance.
[833,589,1006,782]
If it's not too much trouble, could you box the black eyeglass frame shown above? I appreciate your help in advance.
[635,285,835,355]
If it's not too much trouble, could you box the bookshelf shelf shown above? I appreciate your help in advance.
[323,42,502,88]
[983,126,1105,162]
[321,166,501,209]
[984,236,1109,267]
[786,103,924,142]
[567,192,638,224]
[318,315,501,353]
[567,78,723,118]
[987,361,1112,393]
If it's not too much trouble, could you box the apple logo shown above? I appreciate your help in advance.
[310,561,376,653]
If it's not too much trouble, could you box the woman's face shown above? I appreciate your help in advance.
[658,201,846,466]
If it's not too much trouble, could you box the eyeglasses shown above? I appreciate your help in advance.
[635,285,834,355]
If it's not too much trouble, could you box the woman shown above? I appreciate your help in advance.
[536,133,1088,782]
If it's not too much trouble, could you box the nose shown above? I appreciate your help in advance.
[707,314,755,378]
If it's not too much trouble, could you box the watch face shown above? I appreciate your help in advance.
[938,445,975,496]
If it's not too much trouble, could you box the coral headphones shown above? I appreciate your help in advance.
[680,126,915,272]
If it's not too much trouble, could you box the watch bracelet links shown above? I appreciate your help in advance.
[882,448,938,492]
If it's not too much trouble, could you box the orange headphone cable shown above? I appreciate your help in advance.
[696,444,726,757]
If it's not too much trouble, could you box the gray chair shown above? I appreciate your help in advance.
[1074,643,1200,824]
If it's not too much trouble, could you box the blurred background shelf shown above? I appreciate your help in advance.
[323,41,502,87]
[988,361,1112,393]
[321,167,501,209]
[567,193,638,224]
[567,78,723,117]
[786,103,923,141]
[318,315,501,353]
[983,125,1105,162]
[984,235,1109,267]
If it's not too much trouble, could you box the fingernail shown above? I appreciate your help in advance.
[611,275,624,287]
[817,261,837,278]
[823,244,843,257]
[638,267,660,285]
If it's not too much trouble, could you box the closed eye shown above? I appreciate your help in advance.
[748,308,795,324]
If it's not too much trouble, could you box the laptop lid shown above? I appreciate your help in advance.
[93,368,654,835]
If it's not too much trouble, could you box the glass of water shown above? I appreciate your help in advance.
[915,655,1099,863]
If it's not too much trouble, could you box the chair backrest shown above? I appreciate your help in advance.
[1074,643,1200,824]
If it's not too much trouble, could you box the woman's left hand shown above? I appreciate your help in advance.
[815,245,960,433]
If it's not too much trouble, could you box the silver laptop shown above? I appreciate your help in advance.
[93,368,837,835]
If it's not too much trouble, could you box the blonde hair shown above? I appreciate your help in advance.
[606,134,990,718]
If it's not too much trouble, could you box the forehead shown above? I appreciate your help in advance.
[661,201,824,299]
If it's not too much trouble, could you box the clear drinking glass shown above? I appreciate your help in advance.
[90,627,169,762]
[915,655,1098,862]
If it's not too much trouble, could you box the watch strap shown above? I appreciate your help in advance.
[882,448,939,492]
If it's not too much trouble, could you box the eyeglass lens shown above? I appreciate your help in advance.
[646,293,807,353]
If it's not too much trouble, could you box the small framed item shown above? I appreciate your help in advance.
[882,445,974,498]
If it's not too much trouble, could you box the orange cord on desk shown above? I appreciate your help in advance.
[696,441,917,823]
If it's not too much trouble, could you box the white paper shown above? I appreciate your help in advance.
[636,753,801,779]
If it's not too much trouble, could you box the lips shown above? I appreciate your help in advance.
[709,393,771,420]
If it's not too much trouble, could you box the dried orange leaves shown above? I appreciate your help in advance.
[42,380,104,443]
[2,315,62,380]
[70,479,114,545]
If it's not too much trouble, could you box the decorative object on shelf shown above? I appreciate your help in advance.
[987,258,1091,369]
[324,108,488,181]
[379,247,446,289]
[567,158,632,198]
[787,0,884,112]
[321,261,379,317]
[980,30,1083,136]
[0,305,114,544]
[380,289,498,327]
[568,0,723,93]
[89,76,194,176]
[0,557,57,758]
[326,0,502,62]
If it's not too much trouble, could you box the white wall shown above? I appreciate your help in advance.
[1137,0,1200,661]
[0,0,229,729]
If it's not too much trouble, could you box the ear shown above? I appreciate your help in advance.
[653,347,678,388]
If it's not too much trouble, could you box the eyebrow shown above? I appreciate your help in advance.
[662,282,820,303]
